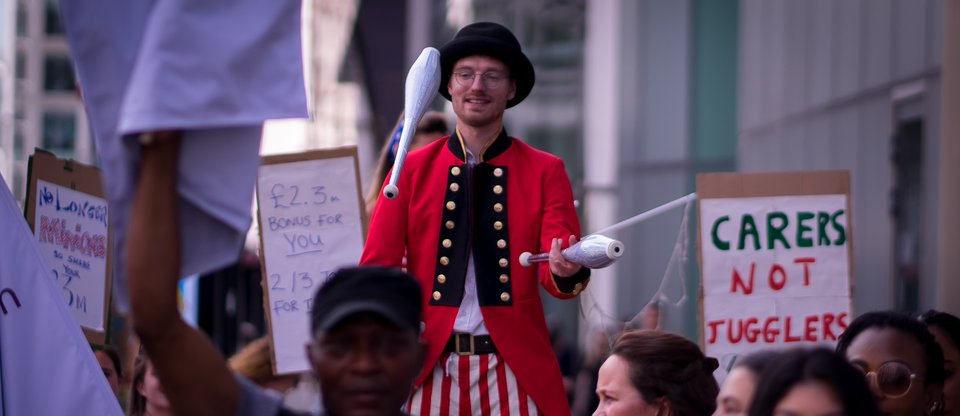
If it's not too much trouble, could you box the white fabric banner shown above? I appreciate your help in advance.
[0,174,122,415]
[59,0,308,312]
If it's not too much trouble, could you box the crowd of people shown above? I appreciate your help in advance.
[91,297,960,416]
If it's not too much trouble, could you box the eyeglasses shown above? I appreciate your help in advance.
[452,70,509,89]
[857,361,918,398]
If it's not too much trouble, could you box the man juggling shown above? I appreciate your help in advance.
[362,22,590,416]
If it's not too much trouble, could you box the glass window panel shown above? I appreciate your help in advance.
[42,111,76,158]
[14,129,24,158]
[15,52,25,79]
[45,0,64,35]
[16,3,26,36]
[44,55,75,92]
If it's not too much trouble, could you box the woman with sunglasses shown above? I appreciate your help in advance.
[921,310,960,416]
[748,348,880,416]
[837,311,945,416]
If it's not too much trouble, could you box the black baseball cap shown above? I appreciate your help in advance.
[309,266,423,334]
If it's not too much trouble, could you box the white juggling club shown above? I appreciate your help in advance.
[382,47,441,199]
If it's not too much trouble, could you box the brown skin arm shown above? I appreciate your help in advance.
[126,133,239,416]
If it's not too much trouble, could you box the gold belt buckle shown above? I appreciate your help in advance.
[454,333,475,355]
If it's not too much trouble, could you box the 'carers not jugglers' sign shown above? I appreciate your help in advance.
[699,194,852,361]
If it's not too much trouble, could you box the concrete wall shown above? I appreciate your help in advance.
[737,0,944,313]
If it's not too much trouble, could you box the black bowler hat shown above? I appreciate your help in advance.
[310,266,422,334]
[439,22,535,108]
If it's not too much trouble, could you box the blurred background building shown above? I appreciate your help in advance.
[0,0,91,207]
[0,0,955,355]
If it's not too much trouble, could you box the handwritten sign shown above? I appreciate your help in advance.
[24,150,112,344]
[32,179,110,331]
[697,171,853,374]
[256,147,366,374]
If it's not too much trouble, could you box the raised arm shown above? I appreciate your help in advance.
[126,133,239,416]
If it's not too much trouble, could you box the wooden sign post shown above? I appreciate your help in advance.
[256,146,367,374]
[24,150,112,345]
[697,171,853,375]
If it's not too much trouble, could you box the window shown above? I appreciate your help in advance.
[16,3,27,36]
[44,55,75,92]
[14,129,24,159]
[42,111,76,158]
[45,0,64,35]
[15,52,25,80]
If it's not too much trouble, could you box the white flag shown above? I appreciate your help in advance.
[59,0,308,312]
[0,175,122,415]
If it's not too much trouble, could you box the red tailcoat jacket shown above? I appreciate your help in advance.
[361,130,590,416]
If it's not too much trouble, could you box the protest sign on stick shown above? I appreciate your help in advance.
[24,149,112,345]
[697,171,853,375]
[256,146,367,374]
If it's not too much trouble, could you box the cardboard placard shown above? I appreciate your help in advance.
[256,146,367,374]
[24,149,112,345]
[696,171,853,375]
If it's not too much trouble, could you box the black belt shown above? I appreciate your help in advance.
[444,333,497,355]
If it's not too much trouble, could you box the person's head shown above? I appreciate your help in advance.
[410,111,448,150]
[130,349,172,416]
[837,311,945,416]
[306,266,425,416]
[93,345,123,398]
[366,112,450,217]
[439,22,535,129]
[748,348,880,416]
[921,310,960,416]
[594,330,719,416]
[228,337,299,393]
[714,351,781,416]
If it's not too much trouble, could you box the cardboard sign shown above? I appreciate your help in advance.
[24,150,112,344]
[697,171,853,374]
[256,147,367,374]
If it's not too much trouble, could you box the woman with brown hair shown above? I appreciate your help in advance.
[227,337,298,394]
[129,350,173,416]
[594,330,719,416]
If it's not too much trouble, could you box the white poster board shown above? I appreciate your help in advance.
[32,179,110,331]
[256,147,367,374]
[24,151,112,344]
[697,171,853,376]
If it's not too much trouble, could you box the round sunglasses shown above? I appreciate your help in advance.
[857,361,918,398]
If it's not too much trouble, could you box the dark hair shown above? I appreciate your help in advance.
[920,309,960,354]
[611,330,719,416]
[837,311,945,385]
[364,112,449,216]
[93,345,123,378]
[733,350,781,376]
[417,112,449,135]
[129,349,149,416]
[748,348,880,416]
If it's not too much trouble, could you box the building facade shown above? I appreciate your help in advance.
[3,0,90,204]
[737,0,945,315]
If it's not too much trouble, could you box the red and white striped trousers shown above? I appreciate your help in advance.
[405,352,542,416]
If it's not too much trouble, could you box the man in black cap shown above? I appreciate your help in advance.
[123,135,426,415]
[362,22,590,415]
